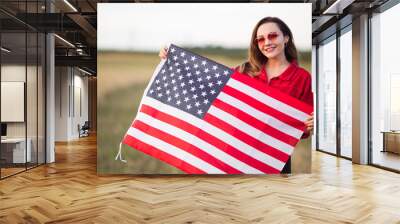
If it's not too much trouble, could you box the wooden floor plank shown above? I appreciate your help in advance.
[1,135,400,223]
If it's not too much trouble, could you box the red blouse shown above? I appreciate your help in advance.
[236,62,313,138]
[256,62,313,107]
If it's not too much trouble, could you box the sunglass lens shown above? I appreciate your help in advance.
[256,37,265,44]
[267,33,278,40]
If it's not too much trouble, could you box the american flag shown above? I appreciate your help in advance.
[122,44,313,174]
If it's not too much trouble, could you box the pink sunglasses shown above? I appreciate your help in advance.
[254,32,279,45]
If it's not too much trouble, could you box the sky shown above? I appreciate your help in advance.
[98,3,311,52]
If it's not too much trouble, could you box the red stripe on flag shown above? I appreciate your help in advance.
[231,72,313,114]
[203,112,290,163]
[140,104,280,174]
[123,134,206,174]
[222,85,304,131]
[212,98,299,146]
[132,120,242,174]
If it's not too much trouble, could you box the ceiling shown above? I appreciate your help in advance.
[0,0,393,76]
[0,0,100,75]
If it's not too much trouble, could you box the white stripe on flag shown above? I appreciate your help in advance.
[127,127,225,174]
[135,112,263,174]
[208,106,294,155]
[141,97,286,171]
[217,92,303,139]
[226,78,309,122]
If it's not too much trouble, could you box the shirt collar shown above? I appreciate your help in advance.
[259,62,298,81]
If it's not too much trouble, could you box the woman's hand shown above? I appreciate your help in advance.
[304,112,314,134]
[159,47,168,60]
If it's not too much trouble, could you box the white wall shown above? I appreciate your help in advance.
[55,66,69,141]
[2,63,46,164]
[1,65,26,141]
[1,65,26,81]
[74,70,89,139]
[1,65,34,138]
[55,67,89,141]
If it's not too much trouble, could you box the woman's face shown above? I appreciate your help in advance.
[256,22,289,60]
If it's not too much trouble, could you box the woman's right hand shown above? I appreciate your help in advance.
[159,47,168,60]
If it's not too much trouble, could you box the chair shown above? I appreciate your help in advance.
[79,121,90,138]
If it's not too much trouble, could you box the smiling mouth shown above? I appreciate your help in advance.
[264,46,276,52]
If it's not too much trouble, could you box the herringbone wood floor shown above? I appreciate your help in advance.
[1,135,400,224]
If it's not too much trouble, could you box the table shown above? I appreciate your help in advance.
[381,131,400,154]
[1,138,31,163]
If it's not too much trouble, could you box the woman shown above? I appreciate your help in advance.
[159,17,314,173]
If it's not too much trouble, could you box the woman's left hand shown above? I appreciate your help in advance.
[304,112,314,134]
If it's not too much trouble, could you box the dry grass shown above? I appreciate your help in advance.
[97,51,249,98]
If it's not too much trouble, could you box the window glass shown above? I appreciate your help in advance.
[371,3,400,171]
[317,36,337,154]
[339,29,352,158]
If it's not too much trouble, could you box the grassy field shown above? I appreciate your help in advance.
[97,50,311,174]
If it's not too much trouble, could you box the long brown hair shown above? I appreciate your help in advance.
[239,17,298,77]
